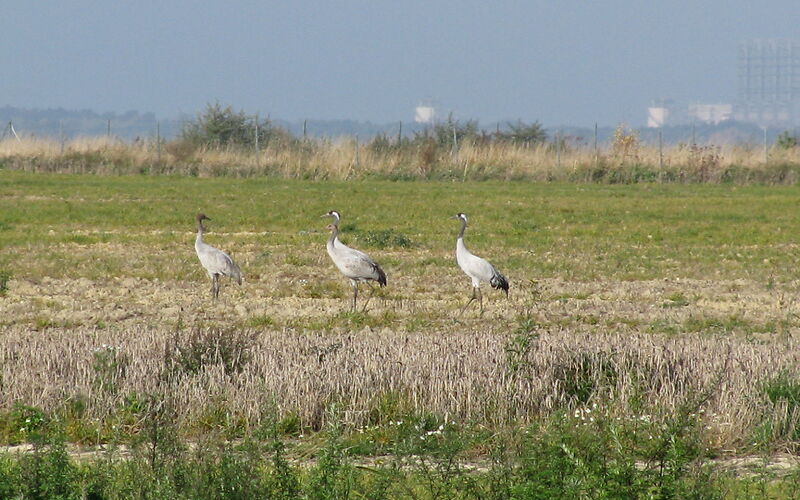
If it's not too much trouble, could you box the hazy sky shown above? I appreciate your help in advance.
[2,1,797,126]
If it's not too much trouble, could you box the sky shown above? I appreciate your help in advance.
[1,1,798,127]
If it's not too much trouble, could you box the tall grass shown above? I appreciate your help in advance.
[3,135,800,183]
[1,325,799,452]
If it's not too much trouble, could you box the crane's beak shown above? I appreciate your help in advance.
[451,215,460,219]
[321,214,330,218]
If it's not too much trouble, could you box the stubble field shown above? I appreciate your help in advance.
[3,170,800,496]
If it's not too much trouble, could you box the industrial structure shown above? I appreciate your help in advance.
[648,39,800,128]
[734,39,800,126]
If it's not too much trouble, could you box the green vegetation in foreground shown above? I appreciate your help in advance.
[1,170,800,282]
[1,408,799,499]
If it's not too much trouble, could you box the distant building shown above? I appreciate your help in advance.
[688,104,732,125]
[734,39,800,126]
[648,99,732,128]
[647,98,674,127]
[414,103,436,124]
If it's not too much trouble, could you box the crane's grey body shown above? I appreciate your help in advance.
[194,213,242,299]
[454,213,508,315]
[323,211,387,311]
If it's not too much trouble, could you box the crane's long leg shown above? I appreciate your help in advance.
[459,287,477,316]
[213,274,220,300]
[361,282,376,312]
[350,280,358,312]
[478,287,484,317]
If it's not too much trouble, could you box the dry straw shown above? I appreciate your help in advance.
[1,324,798,448]
[3,136,800,182]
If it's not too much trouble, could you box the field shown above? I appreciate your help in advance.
[3,170,800,496]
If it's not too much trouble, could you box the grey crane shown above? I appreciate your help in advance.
[322,210,387,311]
[453,213,508,316]
[194,213,242,299]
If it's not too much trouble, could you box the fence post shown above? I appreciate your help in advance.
[303,119,307,140]
[397,121,402,145]
[254,113,260,163]
[658,128,663,183]
[107,119,111,138]
[556,129,561,169]
[156,121,161,162]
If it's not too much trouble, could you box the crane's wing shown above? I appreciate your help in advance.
[197,243,242,284]
[332,244,386,285]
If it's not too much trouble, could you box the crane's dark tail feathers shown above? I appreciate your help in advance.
[490,271,509,296]
[375,264,388,287]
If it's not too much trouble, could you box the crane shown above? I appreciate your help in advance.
[322,210,387,311]
[453,213,508,316]
[194,213,242,299]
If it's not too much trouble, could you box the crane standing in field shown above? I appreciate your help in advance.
[322,210,387,312]
[194,213,242,299]
[453,213,509,316]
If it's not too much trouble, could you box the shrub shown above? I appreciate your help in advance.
[776,130,798,150]
[611,123,640,163]
[19,434,80,500]
[496,120,548,146]
[180,102,283,149]
[165,327,257,377]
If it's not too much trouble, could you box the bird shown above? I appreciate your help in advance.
[452,213,509,316]
[322,210,387,312]
[194,213,242,299]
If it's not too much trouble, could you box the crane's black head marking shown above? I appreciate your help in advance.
[322,210,341,223]
[453,213,467,222]
[197,213,211,222]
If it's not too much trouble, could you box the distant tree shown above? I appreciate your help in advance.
[776,130,798,150]
[495,121,547,146]
[180,102,281,148]
[416,114,479,148]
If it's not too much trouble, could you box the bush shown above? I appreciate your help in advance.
[776,130,798,150]
[496,120,548,146]
[165,327,257,377]
[180,102,285,149]
[19,434,80,500]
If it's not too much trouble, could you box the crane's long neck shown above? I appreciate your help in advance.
[456,219,468,255]
[196,220,205,244]
[327,224,339,249]
[457,218,467,240]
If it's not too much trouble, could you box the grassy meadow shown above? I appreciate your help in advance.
[3,169,800,496]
